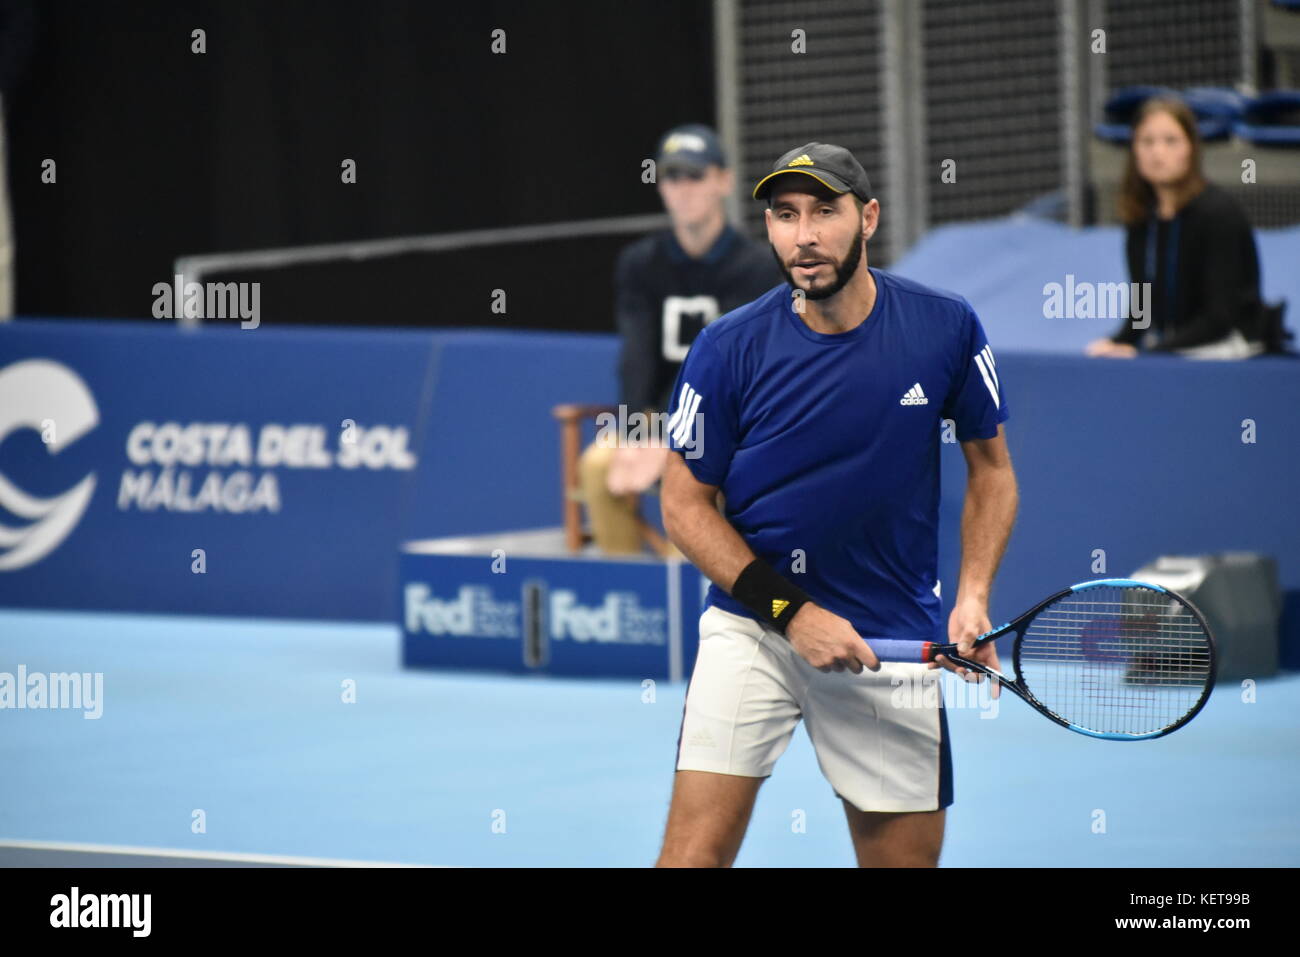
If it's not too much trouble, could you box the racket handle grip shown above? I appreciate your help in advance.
[866,639,937,663]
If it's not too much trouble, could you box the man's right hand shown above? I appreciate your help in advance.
[785,604,880,674]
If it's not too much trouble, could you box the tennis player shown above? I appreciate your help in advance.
[655,142,1019,868]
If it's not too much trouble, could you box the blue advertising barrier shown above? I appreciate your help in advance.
[0,320,439,620]
[400,529,705,679]
[941,353,1300,628]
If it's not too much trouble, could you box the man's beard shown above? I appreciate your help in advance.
[772,229,864,301]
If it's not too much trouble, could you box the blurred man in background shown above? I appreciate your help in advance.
[578,124,781,555]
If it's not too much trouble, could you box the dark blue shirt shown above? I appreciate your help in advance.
[614,224,782,413]
[666,268,1009,643]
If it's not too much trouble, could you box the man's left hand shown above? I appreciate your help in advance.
[929,597,1001,698]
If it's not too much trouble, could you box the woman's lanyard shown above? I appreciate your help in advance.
[1145,211,1180,343]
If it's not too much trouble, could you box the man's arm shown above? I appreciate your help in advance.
[933,424,1018,687]
[660,452,754,592]
[955,424,1018,608]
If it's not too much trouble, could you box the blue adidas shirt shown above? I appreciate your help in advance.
[665,267,1010,643]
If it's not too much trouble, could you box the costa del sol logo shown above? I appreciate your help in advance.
[0,360,99,570]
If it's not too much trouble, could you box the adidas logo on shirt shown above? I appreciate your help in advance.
[900,382,928,406]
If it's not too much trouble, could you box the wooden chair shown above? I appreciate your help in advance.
[550,403,673,557]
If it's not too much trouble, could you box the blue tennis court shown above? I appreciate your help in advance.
[3,607,1296,868]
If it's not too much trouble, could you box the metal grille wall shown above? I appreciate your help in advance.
[729,0,1064,260]
[724,0,1279,261]
[732,1,888,261]
[1103,0,1242,89]
[923,0,1064,224]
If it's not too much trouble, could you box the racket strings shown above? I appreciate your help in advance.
[1016,585,1212,736]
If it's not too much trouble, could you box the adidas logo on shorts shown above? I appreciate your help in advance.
[900,382,929,406]
[688,727,717,749]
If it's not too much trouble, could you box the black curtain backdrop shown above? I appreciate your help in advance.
[4,0,716,331]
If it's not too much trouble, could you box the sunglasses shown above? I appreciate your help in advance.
[663,168,706,182]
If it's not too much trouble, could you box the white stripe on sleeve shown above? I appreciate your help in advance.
[973,353,1000,409]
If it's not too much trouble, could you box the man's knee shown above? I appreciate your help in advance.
[844,805,945,868]
[656,770,762,868]
[656,828,745,869]
[656,853,729,868]
[863,842,942,868]
[655,843,731,868]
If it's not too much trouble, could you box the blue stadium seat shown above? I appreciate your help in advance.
[1095,86,1249,143]
[1182,86,1249,141]
[1234,90,1300,145]
[1094,85,1176,143]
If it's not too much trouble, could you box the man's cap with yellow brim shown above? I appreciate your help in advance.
[752,142,873,204]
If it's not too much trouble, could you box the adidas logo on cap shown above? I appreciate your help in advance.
[900,383,928,406]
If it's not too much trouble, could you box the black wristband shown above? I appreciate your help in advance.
[730,558,812,635]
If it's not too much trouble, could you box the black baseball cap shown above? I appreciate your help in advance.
[655,124,728,172]
[752,142,873,203]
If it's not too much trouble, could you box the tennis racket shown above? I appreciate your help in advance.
[867,578,1217,740]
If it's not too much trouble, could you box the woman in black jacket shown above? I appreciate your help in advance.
[1086,96,1267,359]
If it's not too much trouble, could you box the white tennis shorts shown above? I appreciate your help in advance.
[675,604,953,813]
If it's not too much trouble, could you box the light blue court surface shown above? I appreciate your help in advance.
[2,608,1297,868]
